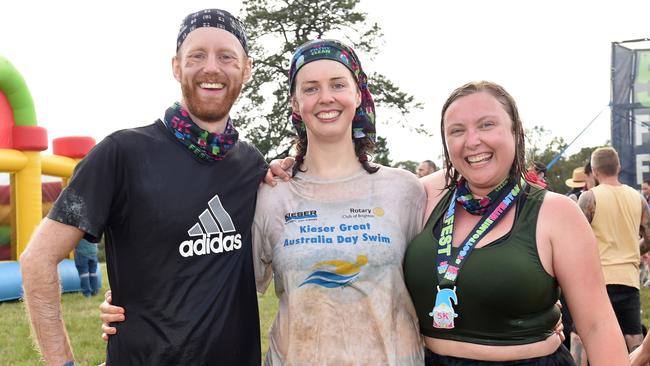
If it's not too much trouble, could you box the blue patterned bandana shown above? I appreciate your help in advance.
[288,39,376,143]
[177,9,248,54]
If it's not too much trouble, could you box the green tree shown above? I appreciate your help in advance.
[525,125,556,163]
[542,146,598,194]
[525,125,603,193]
[237,0,423,160]
[393,160,418,173]
[373,136,392,166]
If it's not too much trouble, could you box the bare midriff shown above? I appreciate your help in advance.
[424,333,562,361]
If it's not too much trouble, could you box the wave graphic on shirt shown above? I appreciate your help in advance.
[299,255,368,288]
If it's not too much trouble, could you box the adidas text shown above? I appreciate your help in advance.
[179,233,242,257]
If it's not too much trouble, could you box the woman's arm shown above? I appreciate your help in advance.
[541,192,629,366]
[99,290,124,341]
[252,185,274,293]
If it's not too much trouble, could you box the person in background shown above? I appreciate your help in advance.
[74,238,99,297]
[405,81,628,365]
[640,181,650,288]
[565,167,587,202]
[417,159,438,177]
[583,162,596,189]
[577,147,650,354]
[525,160,547,188]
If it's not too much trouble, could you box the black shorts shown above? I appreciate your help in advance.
[424,345,575,366]
[606,284,643,335]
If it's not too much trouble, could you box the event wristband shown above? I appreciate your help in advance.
[63,362,74,366]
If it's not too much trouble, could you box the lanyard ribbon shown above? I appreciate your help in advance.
[435,179,525,287]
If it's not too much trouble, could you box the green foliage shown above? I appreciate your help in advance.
[393,160,418,173]
[525,125,603,193]
[372,136,392,166]
[525,125,558,162]
[237,0,422,160]
[543,146,599,194]
[644,289,650,328]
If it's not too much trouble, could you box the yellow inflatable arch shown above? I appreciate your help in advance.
[0,55,95,258]
[0,56,96,301]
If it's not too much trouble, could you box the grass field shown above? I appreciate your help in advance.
[0,263,279,365]
[1,263,649,365]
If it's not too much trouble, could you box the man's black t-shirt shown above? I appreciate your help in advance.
[49,121,267,365]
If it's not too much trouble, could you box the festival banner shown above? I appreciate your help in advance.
[611,41,650,187]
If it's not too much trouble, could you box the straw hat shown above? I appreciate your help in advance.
[565,167,587,188]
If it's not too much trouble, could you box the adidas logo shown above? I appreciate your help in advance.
[178,194,242,258]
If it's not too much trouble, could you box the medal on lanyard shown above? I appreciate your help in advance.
[430,286,458,329]
[430,179,524,329]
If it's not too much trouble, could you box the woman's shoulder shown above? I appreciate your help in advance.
[257,178,294,205]
[377,165,418,181]
[537,189,584,222]
[369,166,424,199]
[539,189,575,206]
[420,170,448,200]
[376,166,425,197]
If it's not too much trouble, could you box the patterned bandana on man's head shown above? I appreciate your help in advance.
[163,102,239,162]
[176,8,248,54]
[288,39,376,143]
[455,177,510,216]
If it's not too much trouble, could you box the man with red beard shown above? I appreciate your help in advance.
[20,9,266,366]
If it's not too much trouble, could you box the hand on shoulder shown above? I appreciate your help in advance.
[263,157,295,186]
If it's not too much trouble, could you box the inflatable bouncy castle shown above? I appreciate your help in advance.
[0,55,100,301]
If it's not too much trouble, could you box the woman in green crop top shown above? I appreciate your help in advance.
[403,81,628,365]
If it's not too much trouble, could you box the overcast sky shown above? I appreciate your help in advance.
[2,0,649,166]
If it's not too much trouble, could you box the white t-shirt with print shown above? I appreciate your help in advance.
[253,166,426,366]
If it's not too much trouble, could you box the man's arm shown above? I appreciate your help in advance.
[640,197,650,255]
[577,190,596,223]
[20,218,84,366]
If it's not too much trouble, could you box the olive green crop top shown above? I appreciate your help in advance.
[403,185,560,345]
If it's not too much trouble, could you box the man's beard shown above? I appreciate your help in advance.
[181,76,243,123]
